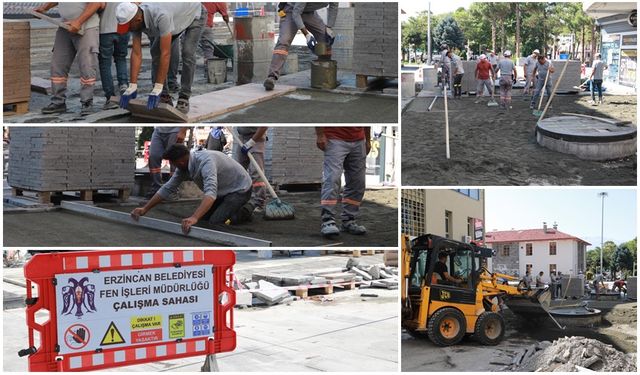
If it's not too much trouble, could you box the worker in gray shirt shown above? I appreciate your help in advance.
[132,144,253,234]
[522,49,540,97]
[35,2,103,115]
[116,2,203,113]
[447,50,464,99]
[264,2,338,91]
[99,2,129,110]
[497,50,517,109]
[529,54,555,109]
[589,53,607,105]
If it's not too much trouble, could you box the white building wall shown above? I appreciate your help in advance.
[518,239,578,279]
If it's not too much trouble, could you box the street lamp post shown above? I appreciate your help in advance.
[427,2,431,65]
[598,192,608,275]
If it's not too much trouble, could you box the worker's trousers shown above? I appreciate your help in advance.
[530,75,552,107]
[232,133,267,209]
[523,72,536,95]
[149,130,178,193]
[200,26,217,60]
[203,189,252,224]
[452,73,463,97]
[98,32,129,99]
[151,16,203,99]
[321,139,366,223]
[591,79,603,101]
[50,26,99,105]
[476,79,493,96]
[268,5,327,79]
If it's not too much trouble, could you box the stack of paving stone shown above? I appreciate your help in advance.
[331,6,354,71]
[353,2,398,78]
[264,127,323,187]
[3,21,31,110]
[8,127,135,192]
[552,59,581,93]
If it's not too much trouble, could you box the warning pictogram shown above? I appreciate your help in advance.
[64,323,90,350]
[169,314,185,339]
[100,321,125,346]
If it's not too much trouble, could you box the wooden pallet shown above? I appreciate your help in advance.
[12,187,130,204]
[294,284,334,298]
[4,101,29,116]
[355,74,396,89]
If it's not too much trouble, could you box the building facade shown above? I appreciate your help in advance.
[401,189,485,244]
[486,223,590,277]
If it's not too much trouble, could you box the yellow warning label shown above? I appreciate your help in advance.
[100,321,126,346]
[169,314,185,339]
[130,315,162,331]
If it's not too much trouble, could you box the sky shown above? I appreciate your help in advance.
[401,0,473,19]
[485,189,637,249]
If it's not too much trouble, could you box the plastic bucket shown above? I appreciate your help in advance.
[206,58,227,84]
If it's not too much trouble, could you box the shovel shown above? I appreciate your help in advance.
[229,127,295,220]
[532,70,550,116]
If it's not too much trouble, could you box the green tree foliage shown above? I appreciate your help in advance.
[611,245,634,279]
[433,15,466,51]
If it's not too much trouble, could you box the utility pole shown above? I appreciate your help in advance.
[427,2,431,65]
[598,192,608,274]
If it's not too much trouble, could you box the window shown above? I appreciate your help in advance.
[549,242,557,255]
[467,218,474,237]
[501,245,510,257]
[453,189,481,200]
[549,264,557,276]
[526,243,533,256]
[401,190,425,236]
[445,211,452,239]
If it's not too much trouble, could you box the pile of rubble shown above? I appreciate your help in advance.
[504,336,637,372]
[234,258,398,308]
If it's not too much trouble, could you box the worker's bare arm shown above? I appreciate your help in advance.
[182,196,215,234]
[315,128,327,151]
[131,193,164,220]
[364,127,372,155]
[130,33,143,84]
[34,3,58,13]
[252,127,269,142]
[177,128,189,143]
[155,34,173,86]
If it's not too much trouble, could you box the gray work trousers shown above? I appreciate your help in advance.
[476,79,493,96]
[50,26,99,105]
[268,5,327,79]
[149,130,178,192]
[530,75,552,107]
[321,139,366,223]
[151,15,203,98]
[232,133,267,209]
[203,189,252,224]
[200,26,216,60]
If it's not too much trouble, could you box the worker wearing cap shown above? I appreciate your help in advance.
[488,50,498,74]
[497,50,517,109]
[99,2,130,110]
[474,54,494,103]
[116,2,204,114]
[447,50,464,99]
[35,2,103,115]
[264,3,338,91]
[439,44,451,90]
[522,49,540,97]
[316,127,370,237]
[200,3,230,61]
[232,127,268,214]
[529,54,555,110]
[132,144,254,234]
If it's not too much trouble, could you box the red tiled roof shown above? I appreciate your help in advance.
[485,229,591,245]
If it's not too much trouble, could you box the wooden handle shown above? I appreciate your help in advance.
[538,71,550,110]
[29,9,85,36]
[538,61,569,123]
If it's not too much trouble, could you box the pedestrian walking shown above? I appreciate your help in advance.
[590,53,607,105]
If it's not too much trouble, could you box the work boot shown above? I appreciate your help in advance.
[41,102,67,114]
[80,100,95,116]
[341,220,366,235]
[103,97,120,110]
[159,94,173,106]
[263,76,275,91]
[320,219,340,237]
[176,97,190,114]
[168,83,181,93]
[119,84,129,95]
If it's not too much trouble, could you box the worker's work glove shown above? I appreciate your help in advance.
[512,77,517,85]
[325,27,335,46]
[241,138,256,154]
[305,33,317,51]
[119,83,138,108]
[146,83,164,110]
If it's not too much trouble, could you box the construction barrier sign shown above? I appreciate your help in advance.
[22,250,236,372]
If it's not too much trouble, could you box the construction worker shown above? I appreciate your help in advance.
[593,272,606,300]
[522,49,540,97]
[131,144,253,234]
[447,50,464,99]
[116,2,204,113]
[264,3,338,91]
[200,3,230,61]
[35,2,103,115]
[521,270,533,290]
[475,54,494,103]
[434,254,462,284]
[206,127,227,152]
[316,127,370,237]
[439,44,450,90]
[589,53,607,105]
[488,50,498,74]
[529,54,555,110]
[535,271,545,288]
[232,127,268,214]
[147,127,189,198]
[99,2,129,110]
[550,271,558,299]
[497,50,517,109]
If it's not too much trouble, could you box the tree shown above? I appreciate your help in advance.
[402,13,429,62]
[611,245,634,279]
[514,3,521,57]
[433,15,466,51]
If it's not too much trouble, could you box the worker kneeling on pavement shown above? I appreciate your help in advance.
[131,144,254,235]
[264,2,338,91]
[36,2,103,115]
[316,127,370,237]
[116,2,203,114]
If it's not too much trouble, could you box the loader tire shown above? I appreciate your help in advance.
[474,312,505,345]
[427,307,466,346]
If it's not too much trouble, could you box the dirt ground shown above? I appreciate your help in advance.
[402,94,637,186]
[105,188,397,247]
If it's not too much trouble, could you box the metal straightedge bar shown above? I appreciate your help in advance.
[60,201,271,247]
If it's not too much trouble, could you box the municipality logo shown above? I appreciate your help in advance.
[61,277,97,318]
